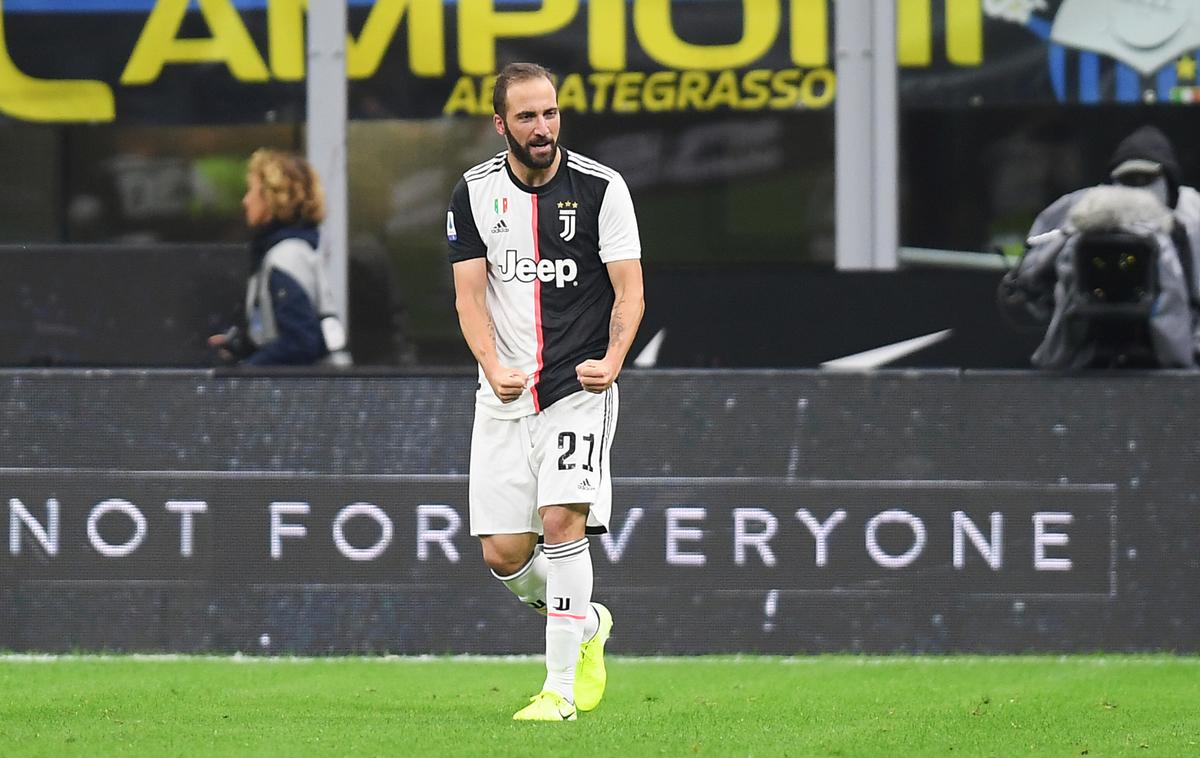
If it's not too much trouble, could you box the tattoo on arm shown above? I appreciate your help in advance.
[609,302,625,349]
[478,312,499,365]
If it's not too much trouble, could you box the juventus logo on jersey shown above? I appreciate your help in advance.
[557,200,578,242]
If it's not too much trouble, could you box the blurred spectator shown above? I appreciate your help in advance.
[209,149,346,366]
[999,126,1199,369]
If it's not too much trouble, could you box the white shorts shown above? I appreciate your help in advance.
[469,385,618,536]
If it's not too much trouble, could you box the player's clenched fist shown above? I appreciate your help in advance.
[576,358,618,393]
[486,367,528,403]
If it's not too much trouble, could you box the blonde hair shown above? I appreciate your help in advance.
[247,149,326,225]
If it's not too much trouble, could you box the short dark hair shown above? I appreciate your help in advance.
[492,62,554,117]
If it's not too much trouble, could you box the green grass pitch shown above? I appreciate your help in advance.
[0,655,1196,756]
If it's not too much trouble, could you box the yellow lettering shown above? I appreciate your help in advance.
[739,68,772,110]
[268,0,305,80]
[799,68,835,108]
[350,0,445,79]
[768,68,800,109]
[558,72,588,112]
[899,0,982,68]
[897,0,931,66]
[479,74,497,113]
[706,69,741,110]
[790,0,827,67]
[677,70,710,111]
[459,0,577,75]
[588,0,626,71]
[269,0,444,81]
[946,0,982,65]
[121,0,268,84]
[643,70,677,112]
[612,72,644,113]
[443,75,480,114]
[588,72,616,111]
[635,0,778,70]
[0,3,114,121]
[469,67,838,116]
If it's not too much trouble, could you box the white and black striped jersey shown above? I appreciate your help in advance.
[447,147,641,418]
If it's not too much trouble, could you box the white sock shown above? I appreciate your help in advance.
[491,547,548,615]
[582,603,600,642]
[490,547,599,640]
[542,537,593,702]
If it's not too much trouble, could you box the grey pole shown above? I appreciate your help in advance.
[834,0,898,270]
[870,0,898,270]
[306,1,350,332]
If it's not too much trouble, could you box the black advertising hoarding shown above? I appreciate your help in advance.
[4,0,1199,125]
[1,369,1196,654]
[4,472,1115,596]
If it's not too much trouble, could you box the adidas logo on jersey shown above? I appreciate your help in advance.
[499,248,579,288]
[490,219,509,234]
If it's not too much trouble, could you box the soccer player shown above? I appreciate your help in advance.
[445,62,644,721]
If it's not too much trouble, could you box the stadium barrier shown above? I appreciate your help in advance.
[0,244,1041,369]
[0,244,244,367]
[1,368,1195,654]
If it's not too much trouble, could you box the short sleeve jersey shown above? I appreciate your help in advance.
[447,147,641,418]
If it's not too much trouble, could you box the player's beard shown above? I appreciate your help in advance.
[506,129,558,171]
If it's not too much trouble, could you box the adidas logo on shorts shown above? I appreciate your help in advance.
[577,477,594,491]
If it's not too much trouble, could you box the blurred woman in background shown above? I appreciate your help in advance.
[209,149,338,366]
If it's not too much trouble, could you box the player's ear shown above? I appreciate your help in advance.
[493,113,506,137]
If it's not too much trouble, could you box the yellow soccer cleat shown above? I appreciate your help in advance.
[574,602,613,712]
[512,690,577,722]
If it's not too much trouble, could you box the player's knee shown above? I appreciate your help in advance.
[481,543,530,576]
[540,504,588,543]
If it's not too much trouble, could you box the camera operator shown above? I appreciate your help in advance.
[999,126,1200,369]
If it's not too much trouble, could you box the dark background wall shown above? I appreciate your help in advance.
[1,369,1195,654]
[0,244,1039,369]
